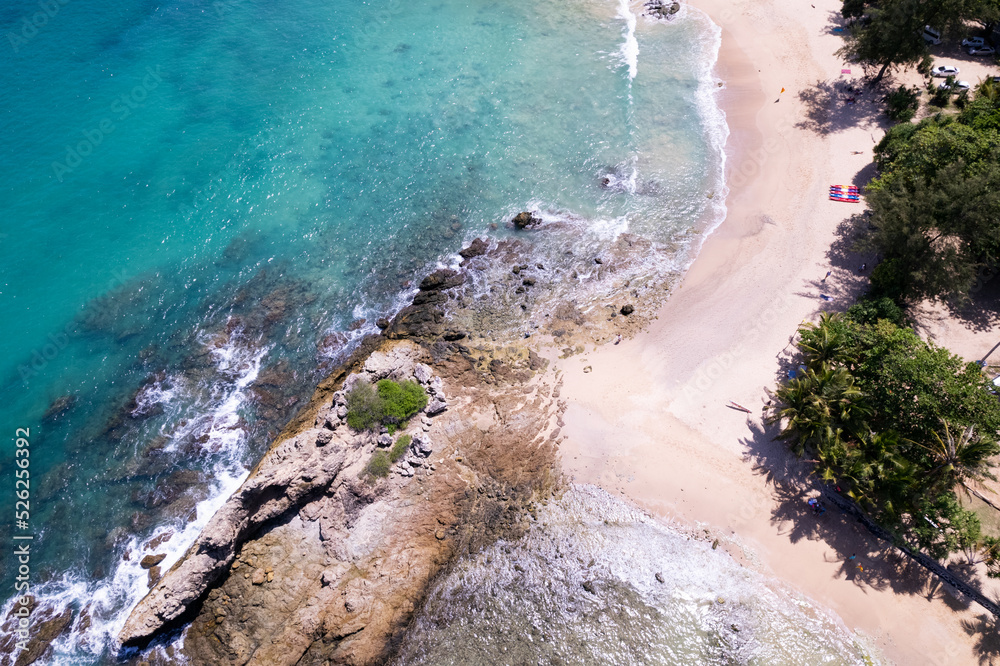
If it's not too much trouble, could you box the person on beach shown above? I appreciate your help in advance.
[848,553,856,561]
[822,270,831,283]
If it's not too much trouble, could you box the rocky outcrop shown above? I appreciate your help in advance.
[120,332,561,666]
[117,227,667,663]
[645,0,680,19]
[512,211,542,230]
[118,344,489,655]
[458,237,489,262]
[0,603,74,666]
[139,554,165,569]
[118,424,350,646]
[383,269,465,340]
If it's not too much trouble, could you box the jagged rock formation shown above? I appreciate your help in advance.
[117,232,663,664]
[120,334,562,665]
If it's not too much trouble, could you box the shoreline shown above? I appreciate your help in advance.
[557,1,998,664]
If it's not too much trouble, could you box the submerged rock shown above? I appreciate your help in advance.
[459,237,489,260]
[42,395,77,421]
[512,211,542,230]
[6,606,74,666]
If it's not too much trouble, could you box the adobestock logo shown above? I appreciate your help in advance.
[50,65,164,182]
[6,0,72,54]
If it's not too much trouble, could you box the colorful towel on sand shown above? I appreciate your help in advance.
[829,185,860,202]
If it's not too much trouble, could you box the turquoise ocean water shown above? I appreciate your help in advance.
[0,0,877,664]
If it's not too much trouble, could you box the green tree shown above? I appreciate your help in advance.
[771,364,869,456]
[797,312,852,370]
[908,493,983,560]
[839,1,999,83]
[919,421,999,499]
[838,0,955,83]
[770,313,1000,561]
[863,81,1000,303]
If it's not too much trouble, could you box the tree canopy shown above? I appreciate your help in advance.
[770,309,1000,560]
[839,0,1000,82]
[864,93,1000,303]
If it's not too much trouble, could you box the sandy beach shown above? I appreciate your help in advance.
[557,0,1000,663]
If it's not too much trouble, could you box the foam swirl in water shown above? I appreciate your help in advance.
[393,485,886,666]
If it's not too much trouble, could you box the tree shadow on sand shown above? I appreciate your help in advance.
[944,276,1000,334]
[962,613,1000,665]
[738,414,1000,658]
[786,214,876,331]
[796,79,890,136]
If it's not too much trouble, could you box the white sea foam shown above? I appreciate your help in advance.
[678,5,731,265]
[394,485,887,665]
[617,0,640,82]
[129,374,182,418]
[2,468,249,665]
[2,336,270,664]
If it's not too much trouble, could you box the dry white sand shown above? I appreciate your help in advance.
[555,0,1000,663]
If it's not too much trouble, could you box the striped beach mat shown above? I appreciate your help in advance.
[829,185,860,202]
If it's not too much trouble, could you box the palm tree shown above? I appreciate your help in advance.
[798,313,851,371]
[856,430,917,520]
[975,77,1000,104]
[920,420,1000,508]
[771,365,870,456]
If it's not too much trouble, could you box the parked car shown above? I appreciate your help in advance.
[970,46,996,56]
[932,65,961,77]
[923,25,942,45]
[962,36,986,48]
[939,80,971,90]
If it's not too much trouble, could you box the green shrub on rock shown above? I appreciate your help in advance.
[365,451,391,479]
[390,435,411,463]
[346,380,383,431]
[376,379,428,427]
[346,378,428,432]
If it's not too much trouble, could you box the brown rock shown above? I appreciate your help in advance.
[251,569,266,585]
[139,553,166,569]
[147,566,162,589]
[418,269,464,292]
[12,607,73,666]
[144,531,173,551]
[458,237,489,260]
[118,428,347,647]
[512,211,542,229]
